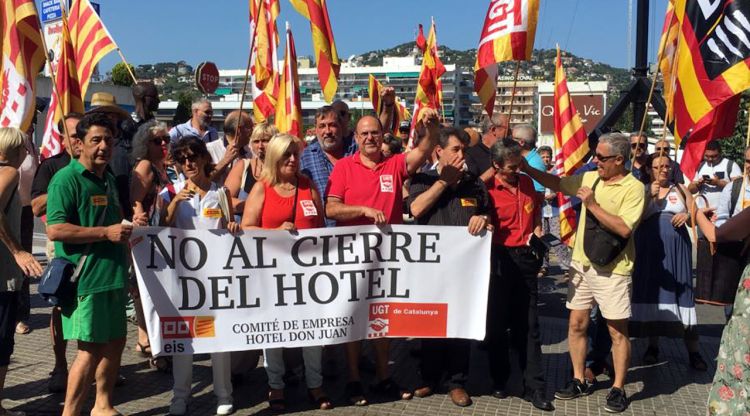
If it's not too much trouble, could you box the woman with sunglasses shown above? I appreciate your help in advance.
[129,121,172,372]
[241,133,331,411]
[629,153,707,371]
[225,122,277,221]
[160,135,239,416]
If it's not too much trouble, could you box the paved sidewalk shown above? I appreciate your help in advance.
[6,269,722,415]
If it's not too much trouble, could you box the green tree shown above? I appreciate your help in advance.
[174,90,198,125]
[111,62,135,87]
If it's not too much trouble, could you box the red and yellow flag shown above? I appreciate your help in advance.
[0,0,46,132]
[40,13,85,159]
[657,0,678,123]
[289,0,339,103]
[474,0,539,117]
[275,23,302,138]
[368,75,411,135]
[68,0,117,99]
[250,0,280,122]
[410,20,445,142]
[668,0,750,178]
[553,46,589,245]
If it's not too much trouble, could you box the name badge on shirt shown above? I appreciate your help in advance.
[524,201,534,214]
[300,200,317,217]
[90,195,108,206]
[380,175,394,193]
[668,195,678,204]
[460,198,477,207]
[203,208,223,219]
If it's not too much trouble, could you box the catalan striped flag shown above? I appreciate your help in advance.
[289,0,339,103]
[368,75,411,135]
[474,0,539,117]
[553,46,589,245]
[274,23,302,138]
[410,20,445,143]
[669,0,750,178]
[40,13,85,159]
[0,0,46,132]
[68,0,117,99]
[250,0,280,122]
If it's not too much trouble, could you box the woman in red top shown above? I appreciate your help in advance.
[240,133,329,411]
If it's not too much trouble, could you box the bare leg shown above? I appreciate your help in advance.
[62,341,103,416]
[606,319,631,389]
[90,338,126,416]
[568,309,591,382]
[133,297,150,348]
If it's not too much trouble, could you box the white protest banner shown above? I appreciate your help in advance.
[130,225,491,356]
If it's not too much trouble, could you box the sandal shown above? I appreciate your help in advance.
[371,377,413,401]
[150,356,172,373]
[308,387,333,410]
[268,388,285,412]
[135,342,152,358]
[345,381,368,406]
[689,351,708,371]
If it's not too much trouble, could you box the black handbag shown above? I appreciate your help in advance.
[38,201,109,306]
[582,178,629,267]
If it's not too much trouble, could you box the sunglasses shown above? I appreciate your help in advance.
[630,143,646,149]
[654,147,670,152]
[175,154,201,164]
[595,153,618,162]
[150,136,169,145]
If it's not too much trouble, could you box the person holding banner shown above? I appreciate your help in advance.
[485,139,554,412]
[241,133,330,411]
[159,136,238,415]
[326,110,440,405]
[408,127,491,407]
[521,133,645,413]
[225,122,278,219]
[45,114,147,416]
[0,127,43,416]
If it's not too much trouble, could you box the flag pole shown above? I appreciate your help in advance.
[507,61,521,129]
[34,0,73,150]
[115,48,138,85]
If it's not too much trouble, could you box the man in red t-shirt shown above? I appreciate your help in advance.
[325,110,440,406]
[485,139,554,412]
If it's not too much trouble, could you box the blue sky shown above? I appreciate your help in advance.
[85,0,670,73]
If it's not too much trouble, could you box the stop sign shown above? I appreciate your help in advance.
[195,61,219,94]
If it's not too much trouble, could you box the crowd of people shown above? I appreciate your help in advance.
[0,82,747,415]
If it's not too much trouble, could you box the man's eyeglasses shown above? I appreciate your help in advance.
[654,147,670,153]
[595,153,618,162]
[175,154,200,164]
[630,143,646,149]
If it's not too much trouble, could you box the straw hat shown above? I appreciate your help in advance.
[86,92,130,120]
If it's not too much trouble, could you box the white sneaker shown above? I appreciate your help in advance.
[169,398,188,415]
[216,397,234,415]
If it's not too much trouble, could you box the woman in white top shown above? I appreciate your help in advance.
[160,135,239,416]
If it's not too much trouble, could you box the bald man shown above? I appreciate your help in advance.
[466,113,510,183]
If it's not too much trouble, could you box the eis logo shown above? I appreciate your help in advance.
[161,316,215,340]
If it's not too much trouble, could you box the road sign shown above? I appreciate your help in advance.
[40,0,63,23]
[195,62,219,94]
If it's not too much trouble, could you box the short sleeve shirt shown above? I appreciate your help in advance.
[559,171,646,275]
[487,175,541,247]
[465,142,492,178]
[693,158,742,208]
[408,170,491,226]
[525,149,547,192]
[46,159,128,295]
[326,152,408,226]
[31,152,71,200]
[160,181,224,230]
[169,120,219,144]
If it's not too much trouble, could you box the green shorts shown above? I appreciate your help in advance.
[61,288,127,343]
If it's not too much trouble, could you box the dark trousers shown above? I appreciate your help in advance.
[486,246,545,392]
[16,206,33,322]
[419,338,470,391]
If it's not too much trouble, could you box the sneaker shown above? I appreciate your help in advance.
[216,397,234,415]
[604,387,628,413]
[169,398,187,416]
[48,368,67,393]
[554,378,592,400]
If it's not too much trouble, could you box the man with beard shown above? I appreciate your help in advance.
[300,105,358,227]
[325,110,440,406]
[169,97,218,144]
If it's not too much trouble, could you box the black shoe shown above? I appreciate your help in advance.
[554,378,592,400]
[524,389,555,412]
[604,387,628,413]
[491,387,508,399]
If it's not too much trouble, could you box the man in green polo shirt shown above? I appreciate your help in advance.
[46,113,146,416]
[521,133,645,413]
